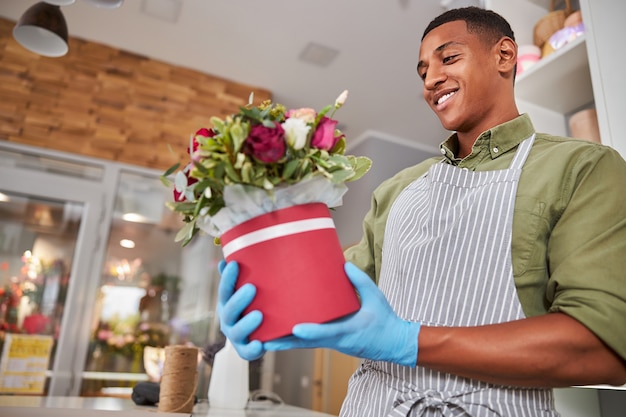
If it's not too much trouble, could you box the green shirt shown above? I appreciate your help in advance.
[345,114,626,360]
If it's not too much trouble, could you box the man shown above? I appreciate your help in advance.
[217,7,626,416]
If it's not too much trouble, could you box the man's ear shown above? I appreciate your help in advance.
[496,37,517,78]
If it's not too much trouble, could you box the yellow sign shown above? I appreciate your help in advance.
[0,334,54,394]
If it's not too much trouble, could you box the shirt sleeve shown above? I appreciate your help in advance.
[546,145,626,360]
[344,193,378,283]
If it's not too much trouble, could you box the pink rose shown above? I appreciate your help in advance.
[311,117,342,151]
[286,108,316,124]
[243,122,286,163]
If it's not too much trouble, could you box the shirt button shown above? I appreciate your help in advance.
[440,148,446,155]
[493,147,499,153]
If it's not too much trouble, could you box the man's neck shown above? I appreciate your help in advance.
[455,134,475,159]
[454,108,520,159]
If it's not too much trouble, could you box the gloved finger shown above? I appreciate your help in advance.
[238,340,265,361]
[217,261,239,309]
[264,334,317,351]
[229,310,263,344]
[218,259,227,274]
[344,262,387,304]
[220,283,256,326]
[291,315,357,340]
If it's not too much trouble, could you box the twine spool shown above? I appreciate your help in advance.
[158,345,199,414]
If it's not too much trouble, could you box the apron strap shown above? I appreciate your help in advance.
[509,134,536,170]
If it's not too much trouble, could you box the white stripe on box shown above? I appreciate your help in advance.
[222,217,336,258]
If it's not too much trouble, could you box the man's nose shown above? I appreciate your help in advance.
[424,65,446,90]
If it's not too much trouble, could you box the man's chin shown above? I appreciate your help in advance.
[438,118,460,132]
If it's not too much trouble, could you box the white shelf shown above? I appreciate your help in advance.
[515,35,592,114]
[524,0,568,9]
[576,384,626,391]
[522,0,549,7]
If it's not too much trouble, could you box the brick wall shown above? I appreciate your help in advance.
[0,17,271,170]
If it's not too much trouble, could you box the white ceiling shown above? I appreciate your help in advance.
[0,0,449,153]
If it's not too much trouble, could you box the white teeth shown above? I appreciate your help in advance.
[437,91,455,105]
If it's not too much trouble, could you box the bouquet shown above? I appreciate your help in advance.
[163,90,372,246]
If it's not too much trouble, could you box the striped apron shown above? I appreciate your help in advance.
[340,135,559,417]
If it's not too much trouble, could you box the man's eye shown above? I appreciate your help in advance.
[419,71,427,81]
[443,55,458,63]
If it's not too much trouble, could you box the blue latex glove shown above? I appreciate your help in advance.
[217,260,265,361]
[264,262,421,367]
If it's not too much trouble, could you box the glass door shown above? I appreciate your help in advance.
[80,170,223,397]
[0,145,107,395]
[0,143,249,398]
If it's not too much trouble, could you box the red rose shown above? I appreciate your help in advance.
[190,127,214,154]
[311,117,342,151]
[243,122,286,163]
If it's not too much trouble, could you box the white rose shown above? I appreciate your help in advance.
[281,117,311,150]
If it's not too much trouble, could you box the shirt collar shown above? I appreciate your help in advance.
[439,114,536,162]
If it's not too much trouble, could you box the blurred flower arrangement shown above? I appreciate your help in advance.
[162,90,372,245]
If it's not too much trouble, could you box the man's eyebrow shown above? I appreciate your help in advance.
[417,41,463,70]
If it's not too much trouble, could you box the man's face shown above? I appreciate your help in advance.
[417,20,501,135]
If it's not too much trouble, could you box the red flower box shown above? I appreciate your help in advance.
[220,202,360,342]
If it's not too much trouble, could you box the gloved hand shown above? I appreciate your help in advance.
[217,260,265,361]
[264,262,421,367]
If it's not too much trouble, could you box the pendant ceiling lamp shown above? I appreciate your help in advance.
[13,2,70,58]
[84,0,124,9]
[44,0,77,5]
[13,0,124,58]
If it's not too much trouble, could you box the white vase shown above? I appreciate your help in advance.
[207,339,249,409]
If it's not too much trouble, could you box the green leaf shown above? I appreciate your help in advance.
[331,137,346,154]
[213,163,225,181]
[159,175,171,187]
[204,138,225,152]
[224,162,241,182]
[163,163,180,177]
[175,221,196,243]
[166,201,197,213]
[315,104,332,123]
[328,169,355,183]
[193,160,209,175]
[239,107,263,123]
[210,117,225,133]
[282,159,299,180]
[208,201,224,216]
[326,154,351,168]
[262,119,277,128]
[196,178,217,194]
[233,152,246,169]
[300,159,311,177]
[241,161,252,183]
[314,157,330,169]
[346,156,372,182]
[192,194,206,218]
[230,120,249,153]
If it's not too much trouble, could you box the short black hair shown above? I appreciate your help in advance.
[422,6,515,46]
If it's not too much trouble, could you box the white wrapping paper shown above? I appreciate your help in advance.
[197,176,347,237]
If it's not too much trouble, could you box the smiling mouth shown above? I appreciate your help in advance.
[435,90,457,105]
